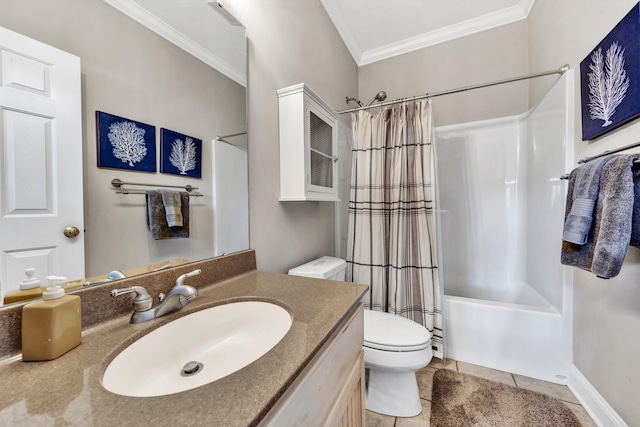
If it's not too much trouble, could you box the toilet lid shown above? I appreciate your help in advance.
[364,310,432,352]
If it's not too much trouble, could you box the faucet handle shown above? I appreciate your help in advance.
[175,269,202,287]
[110,286,153,312]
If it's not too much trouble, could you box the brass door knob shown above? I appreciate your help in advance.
[63,226,80,238]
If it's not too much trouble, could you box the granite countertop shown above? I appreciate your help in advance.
[0,269,368,426]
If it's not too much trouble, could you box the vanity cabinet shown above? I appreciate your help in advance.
[261,303,365,426]
[277,83,339,201]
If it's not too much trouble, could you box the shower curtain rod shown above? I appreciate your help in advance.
[216,131,246,140]
[215,132,248,151]
[337,64,570,115]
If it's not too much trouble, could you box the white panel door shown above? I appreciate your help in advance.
[0,25,83,303]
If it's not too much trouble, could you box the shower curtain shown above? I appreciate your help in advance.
[346,100,443,355]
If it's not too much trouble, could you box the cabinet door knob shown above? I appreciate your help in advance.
[63,226,80,238]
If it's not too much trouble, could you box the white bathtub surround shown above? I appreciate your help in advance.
[435,72,574,384]
[444,289,567,384]
[212,139,249,257]
[346,99,443,358]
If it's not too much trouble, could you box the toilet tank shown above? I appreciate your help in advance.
[288,256,347,281]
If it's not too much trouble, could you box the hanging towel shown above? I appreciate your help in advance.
[159,190,183,227]
[562,155,618,244]
[146,190,190,240]
[561,154,640,278]
[630,165,640,247]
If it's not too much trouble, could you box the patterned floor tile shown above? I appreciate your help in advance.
[513,374,579,404]
[395,399,431,427]
[366,409,396,427]
[563,401,598,427]
[416,367,437,401]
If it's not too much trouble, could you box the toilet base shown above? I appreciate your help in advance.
[366,369,422,417]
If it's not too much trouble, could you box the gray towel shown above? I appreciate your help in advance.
[562,156,618,244]
[631,165,640,247]
[159,190,183,227]
[561,155,638,278]
[146,190,190,240]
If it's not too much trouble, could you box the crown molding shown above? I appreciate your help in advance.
[102,0,246,86]
[519,0,537,17]
[322,0,536,67]
[320,0,364,66]
[359,3,530,66]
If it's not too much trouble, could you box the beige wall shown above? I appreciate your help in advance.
[0,0,246,277]
[529,1,640,425]
[358,21,530,127]
[229,1,358,272]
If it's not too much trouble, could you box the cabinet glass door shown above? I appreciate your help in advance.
[309,111,333,190]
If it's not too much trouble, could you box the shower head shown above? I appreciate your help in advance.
[365,91,387,106]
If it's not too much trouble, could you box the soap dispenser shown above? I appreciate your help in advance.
[21,275,82,361]
[3,268,47,304]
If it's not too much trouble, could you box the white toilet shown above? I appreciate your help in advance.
[289,256,432,417]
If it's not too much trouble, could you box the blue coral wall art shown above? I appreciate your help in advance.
[580,3,640,140]
[160,128,202,179]
[96,111,156,171]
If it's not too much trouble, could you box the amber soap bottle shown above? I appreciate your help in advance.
[21,276,81,361]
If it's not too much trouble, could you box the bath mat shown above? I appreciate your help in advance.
[430,369,582,427]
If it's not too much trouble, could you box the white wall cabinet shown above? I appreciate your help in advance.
[278,83,339,201]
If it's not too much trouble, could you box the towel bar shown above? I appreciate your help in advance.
[577,141,640,164]
[111,178,203,197]
[559,158,640,180]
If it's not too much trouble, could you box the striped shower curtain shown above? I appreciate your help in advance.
[346,100,443,356]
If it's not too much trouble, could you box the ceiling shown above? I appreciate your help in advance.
[320,0,535,66]
[103,0,246,86]
[103,0,536,81]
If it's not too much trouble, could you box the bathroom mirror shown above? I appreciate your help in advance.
[0,0,248,306]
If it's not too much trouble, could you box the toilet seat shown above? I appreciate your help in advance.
[364,310,432,352]
[364,339,431,352]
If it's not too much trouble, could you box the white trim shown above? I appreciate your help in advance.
[322,0,536,66]
[519,0,537,16]
[359,5,528,66]
[101,0,246,87]
[568,364,628,427]
[319,0,363,65]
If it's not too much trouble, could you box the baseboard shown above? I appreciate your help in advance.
[567,364,628,427]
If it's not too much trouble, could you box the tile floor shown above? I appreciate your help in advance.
[365,359,598,427]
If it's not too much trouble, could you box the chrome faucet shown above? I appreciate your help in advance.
[111,269,201,324]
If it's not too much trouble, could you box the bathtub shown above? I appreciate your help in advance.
[443,280,571,384]
[435,72,574,385]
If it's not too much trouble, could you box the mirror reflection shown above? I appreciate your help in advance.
[0,0,248,306]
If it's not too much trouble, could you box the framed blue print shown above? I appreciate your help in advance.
[96,111,156,171]
[580,3,640,140]
[160,128,202,178]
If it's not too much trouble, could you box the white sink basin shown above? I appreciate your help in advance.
[102,300,292,397]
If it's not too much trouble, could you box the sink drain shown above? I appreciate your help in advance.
[181,361,204,377]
